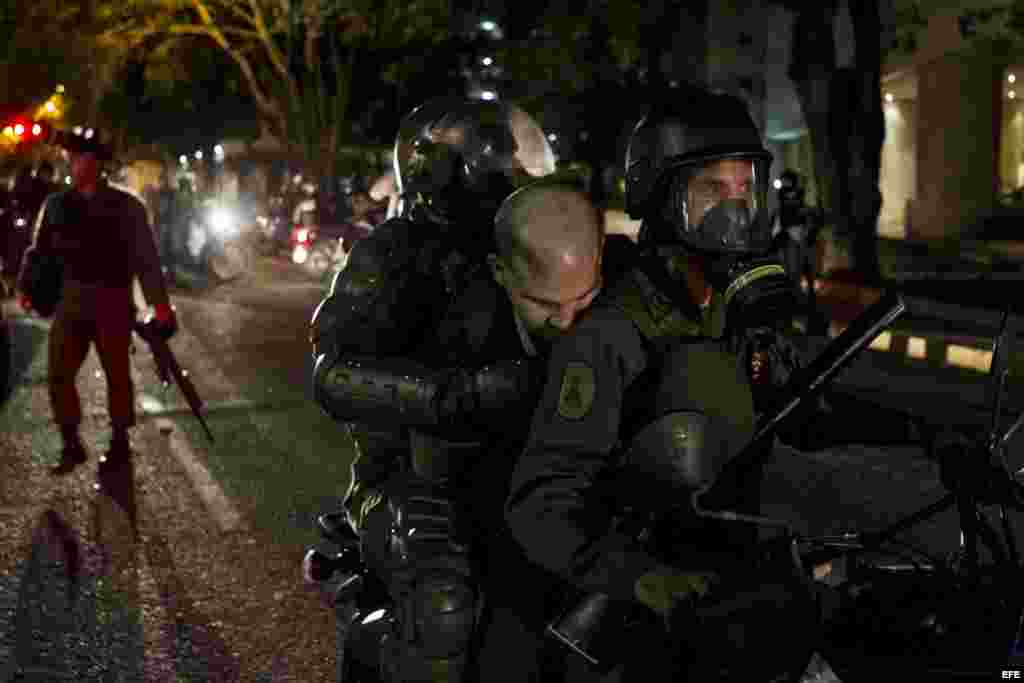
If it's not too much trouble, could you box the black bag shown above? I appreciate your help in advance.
[22,248,64,318]
[18,194,68,319]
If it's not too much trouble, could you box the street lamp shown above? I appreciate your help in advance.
[194,150,203,160]
[482,56,494,66]
[179,155,188,166]
[84,128,94,139]
[480,19,496,32]
[479,90,497,101]
[56,84,65,94]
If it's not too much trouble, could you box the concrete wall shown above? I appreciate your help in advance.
[879,97,916,239]
[1000,73,1024,194]
[912,47,999,240]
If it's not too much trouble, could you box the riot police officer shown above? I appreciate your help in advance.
[310,97,631,681]
[504,87,932,682]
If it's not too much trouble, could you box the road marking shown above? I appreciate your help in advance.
[907,336,927,360]
[153,414,246,534]
[827,322,997,373]
[869,330,892,351]
[947,344,993,371]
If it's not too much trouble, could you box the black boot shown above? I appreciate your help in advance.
[101,428,132,466]
[52,425,88,476]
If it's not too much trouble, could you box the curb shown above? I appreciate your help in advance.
[810,279,1020,375]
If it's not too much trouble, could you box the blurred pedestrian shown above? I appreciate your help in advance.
[16,134,177,475]
[773,169,823,331]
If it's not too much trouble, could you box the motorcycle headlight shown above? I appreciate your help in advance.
[208,207,238,236]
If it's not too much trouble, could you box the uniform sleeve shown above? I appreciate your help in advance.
[129,195,171,309]
[310,220,439,500]
[505,307,659,601]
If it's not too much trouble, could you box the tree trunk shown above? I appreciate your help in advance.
[662,0,708,91]
[847,0,884,282]
[787,3,839,231]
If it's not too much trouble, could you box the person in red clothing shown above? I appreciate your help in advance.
[17,133,177,475]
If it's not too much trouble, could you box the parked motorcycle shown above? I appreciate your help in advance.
[303,291,1024,681]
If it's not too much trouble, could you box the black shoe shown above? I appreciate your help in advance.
[100,441,132,467]
[51,442,88,476]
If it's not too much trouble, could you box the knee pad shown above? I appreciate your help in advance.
[410,570,478,658]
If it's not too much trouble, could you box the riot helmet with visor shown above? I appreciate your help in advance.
[393,97,556,230]
[625,89,773,257]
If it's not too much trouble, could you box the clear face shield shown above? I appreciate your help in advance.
[665,157,772,254]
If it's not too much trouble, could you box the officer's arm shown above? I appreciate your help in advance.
[505,308,659,601]
[313,354,541,439]
[129,196,171,309]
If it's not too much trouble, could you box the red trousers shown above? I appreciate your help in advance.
[47,282,135,430]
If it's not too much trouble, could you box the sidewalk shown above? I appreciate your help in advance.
[0,301,338,682]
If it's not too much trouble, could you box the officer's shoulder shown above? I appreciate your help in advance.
[104,183,148,212]
[599,265,704,342]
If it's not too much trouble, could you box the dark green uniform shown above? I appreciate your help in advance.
[505,259,929,679]
[505,264,754,600]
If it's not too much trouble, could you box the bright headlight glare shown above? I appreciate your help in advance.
[209,207,236,235]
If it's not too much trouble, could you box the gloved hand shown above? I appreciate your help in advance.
[343,483,384,535]
[635,564,717,620]
[150,303,178,339]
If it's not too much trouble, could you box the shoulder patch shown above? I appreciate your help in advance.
[557,361,596,420]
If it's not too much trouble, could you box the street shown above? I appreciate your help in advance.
[0,258,345,682]
[2,256,1024,681]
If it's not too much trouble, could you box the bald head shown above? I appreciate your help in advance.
[494,184,603,285]
[492,184,605,337]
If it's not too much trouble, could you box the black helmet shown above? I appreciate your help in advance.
[625,88,773,255]
[393,97,555,227]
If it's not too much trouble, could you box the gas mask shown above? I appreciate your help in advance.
[655,161,798,336]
